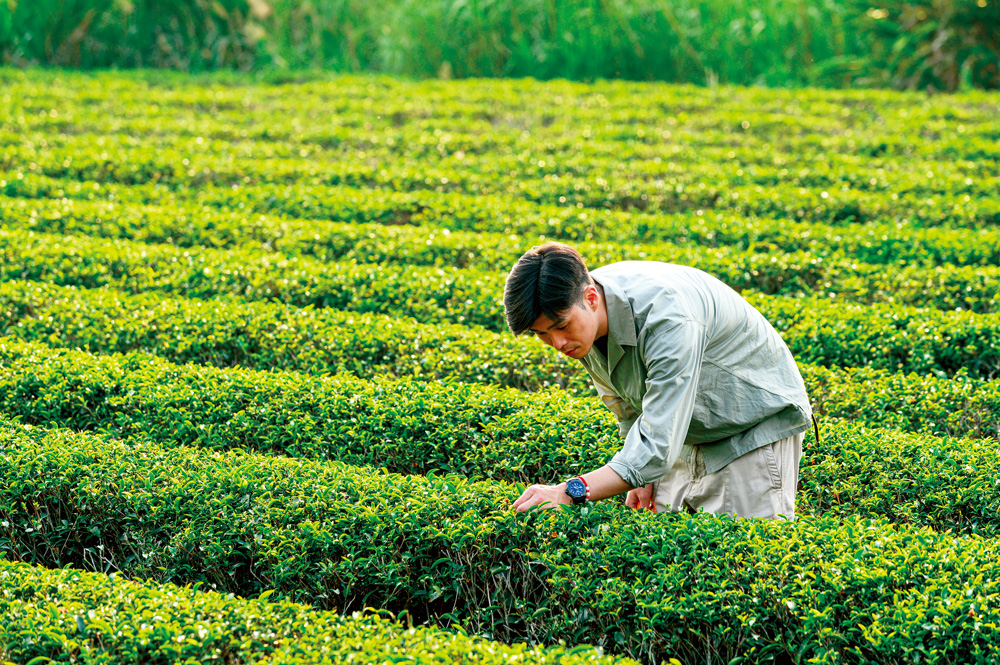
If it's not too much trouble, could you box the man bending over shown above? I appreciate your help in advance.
[506,242,812,519]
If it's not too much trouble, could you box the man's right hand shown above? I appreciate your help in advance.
[625,483,655,511]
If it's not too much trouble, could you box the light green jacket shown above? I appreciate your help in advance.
[580,262,812,488]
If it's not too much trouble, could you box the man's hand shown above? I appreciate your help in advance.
[513,483,572,512]
[625,483,655,511]
[512,467,633,512]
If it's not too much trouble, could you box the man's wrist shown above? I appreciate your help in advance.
[564,476,590,505]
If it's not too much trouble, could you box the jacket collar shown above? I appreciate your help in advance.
[592,273,636,375]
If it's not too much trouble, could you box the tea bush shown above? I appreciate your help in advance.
[2,420,1000,664]
[1,280,997,389]
[6,180,1000,267]
[1,229,998,331]
[1,339,998,527]
[2,72,998,226]
[6,136,998,227]
[6,192,1000,298]
[0,559,627,664]
[3,69,999,664]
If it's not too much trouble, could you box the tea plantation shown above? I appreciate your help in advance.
[1,68,999,664]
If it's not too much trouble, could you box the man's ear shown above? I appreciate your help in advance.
[583,284,599,310]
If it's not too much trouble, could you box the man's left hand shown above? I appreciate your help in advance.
[513,483,571,512]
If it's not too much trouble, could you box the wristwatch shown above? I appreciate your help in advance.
[564,476,590,505]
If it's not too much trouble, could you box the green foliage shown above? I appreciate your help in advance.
[3,133,998,227]
[0,280,583,392]
[2,0,998,90]
[744,293,1000,380]
[1,73,997,224]
[1,0,268,70]
[2,226,999,370]
[1,280,998,392]
[3,420,1000,663]
[368,0,857,84]
[5,182,1000,269]
[799,421,1000,534]
[0,559,628,664]
[1,68,998,665]
[0,336,602,482]
[6,172,1000,268]
[804,363,999,440]
[0,227,511,328]
[0,337,997,504]
[852,0,1000,91]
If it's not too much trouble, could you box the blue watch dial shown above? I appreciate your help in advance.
[565,478,587,503]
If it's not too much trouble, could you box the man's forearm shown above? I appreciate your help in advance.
[513,464,635,512]
[570,464,634,500]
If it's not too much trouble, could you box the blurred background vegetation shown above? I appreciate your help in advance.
[0,0,996,90]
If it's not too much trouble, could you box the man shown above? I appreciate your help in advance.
[506,242,813,519]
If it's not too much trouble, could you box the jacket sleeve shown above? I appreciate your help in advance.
[606,315,708,488]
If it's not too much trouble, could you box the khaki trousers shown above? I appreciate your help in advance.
[651,432,804,520]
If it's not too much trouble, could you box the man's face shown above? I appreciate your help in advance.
[529,286,601,359]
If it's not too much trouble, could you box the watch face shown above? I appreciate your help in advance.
[566,478,587,499]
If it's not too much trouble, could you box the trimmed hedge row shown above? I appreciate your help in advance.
[8,128,995,204]
[1,229,998,329]
[0,228,509,330]
[797,421,1000,536]
[6,174,1000,268]
[7,188,1000,281]
[0,559,628,665]
[744,293,1000,380]
[187,183,1000,266]
[0,337,617,481]
[0,281,580,393]
[2,305,998,445]
[6,74,997,233]
[1,280,997,389]
[803,363,999,441]
[8,136,998,226]
[9,69,998,152]
[9,91,998,175]
[3,420,1000,664]
[1,337,998,514]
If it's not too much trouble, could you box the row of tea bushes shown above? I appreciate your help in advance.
[1,229,998,330]
[0,559,626,665]
[797,421,1000,535]
[1,280,996,386]
[3,305,999,440]
[184,183,1000,267]
[9,127,995,203]
[9,90,997,174]
[7,138,997,226]
[9,71,998,152]
[2,419,1000,664]
[7,86,995,182]
[803,363,998,441]
[0,336,602,480]
[0,281,581,393]
[6,174,1000,267]
[744,293,999,380]
[1,337,998,517]
[7,193,1000,300]
[6,69,999,665]
[13,106,997,168]
[0,227,509,329]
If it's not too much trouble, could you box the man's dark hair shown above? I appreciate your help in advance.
[504,242,591,335]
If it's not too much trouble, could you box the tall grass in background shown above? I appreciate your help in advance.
[1,0,997,89]
[0,0,270,71]
[371,0,861,86]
